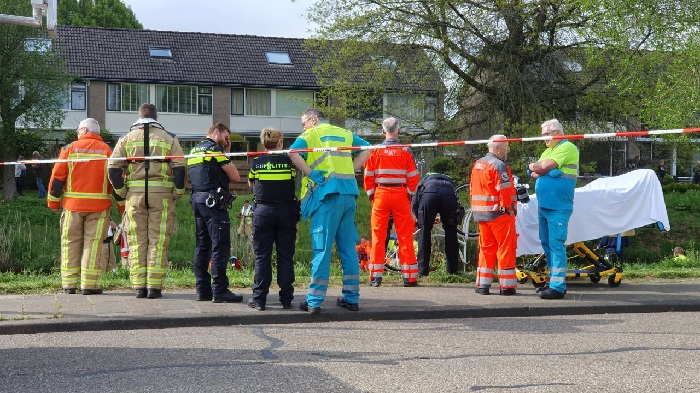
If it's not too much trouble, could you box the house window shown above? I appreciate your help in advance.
[62,82,87,111]
[265,51,292,65]
[231,89,244,115]
[198,87,212,115]
[276,90,314,117]
[246,89,271,116]
[387,93,435,121]
[356,93,383,121]
[25,38,52,52]
[149,47,172,59]
[107,83,150,112]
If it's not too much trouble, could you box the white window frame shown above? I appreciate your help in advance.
[106,83,150,112]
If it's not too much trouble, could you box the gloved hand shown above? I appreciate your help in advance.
[117,203,125,214]
[368,194,374,203]
[308,170,327,184]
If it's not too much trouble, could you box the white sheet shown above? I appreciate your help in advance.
[515,169,670,256]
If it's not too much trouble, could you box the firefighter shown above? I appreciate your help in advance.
[47,118,121,295]
[108,103,186,299]
[528,119,579,300]
[364,117,420,287]
[247,128,299,311]
[470,135,518,296]
[288,108,371,314]
[237,199,253,241]
[412,158,461,277]
[187,123,243,303]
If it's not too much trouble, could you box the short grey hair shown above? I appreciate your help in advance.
[541,118,563,134]
[487,134,507,151]
[302,108,326,121]
[382,117,399,134]
[78,118,100,134]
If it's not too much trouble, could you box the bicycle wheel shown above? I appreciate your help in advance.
[454,182,479,266]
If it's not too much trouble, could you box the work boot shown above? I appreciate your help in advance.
[538,288,566,300]
[136,288,147,298]
[81,288,103,295]
[212,290,243,303]
[535,285,549,293]
[499,288,516,296]
[63,288,76,295]
[196,291,213,301]
[403,279,418,287]
[336,296,359,311]
[248,298,265,311]
[147,289,162,299]
[368,277,382,287]
[299,300,321,314]
[474,287,490,295]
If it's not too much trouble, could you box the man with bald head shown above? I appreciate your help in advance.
[470,135,518,296]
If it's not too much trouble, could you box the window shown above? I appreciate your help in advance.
[62,82,87,111]
[356,93,383,121]
[387,93,436,121]
[149,47,172,59]
[265,51,292,65]
[107,83,150,112]
[25,38,51,52]
[231,89,244,115]
[155,85,212,114]
[246,89,271,116]
[276,90,314,117]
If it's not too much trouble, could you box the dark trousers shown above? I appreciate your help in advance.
[15,176,25,195]
[416,191,459,275]
[191,192,231,296]
[252,203,297,306]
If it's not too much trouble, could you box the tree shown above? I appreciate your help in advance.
[307,0,700,137]
[58,0,142,29]
[0,1,71,200]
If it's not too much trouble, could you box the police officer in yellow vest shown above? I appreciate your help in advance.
[289,108,371,314]
[108,103,186,299]
[187,123,243,303]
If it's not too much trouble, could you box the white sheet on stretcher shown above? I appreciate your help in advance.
[515,169,670,256]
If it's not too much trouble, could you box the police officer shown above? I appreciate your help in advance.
[470,135,518,296]
[412,158,461,277]
[108,103,186,299]
[247,128,299,311]
[364,117,420,287]
[187,123,243,303]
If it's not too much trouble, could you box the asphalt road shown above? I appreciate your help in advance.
[0,312,697,392]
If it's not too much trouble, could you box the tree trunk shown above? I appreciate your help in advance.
[3,148,17,201]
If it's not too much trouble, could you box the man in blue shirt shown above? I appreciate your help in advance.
[528,119,579,299]
[289,108,371,314]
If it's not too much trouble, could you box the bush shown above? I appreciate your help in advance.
[662,182,700,194]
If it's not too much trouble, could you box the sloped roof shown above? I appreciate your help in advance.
[55,26,320,88]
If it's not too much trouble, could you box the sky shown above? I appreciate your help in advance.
[119,0,316,38]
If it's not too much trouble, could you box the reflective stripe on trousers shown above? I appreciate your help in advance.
[59,210,110,290]
[306,194,360,307]
[538,207,572,293]
[476,214,518,289]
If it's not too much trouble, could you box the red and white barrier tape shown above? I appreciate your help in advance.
[3,127,699,166]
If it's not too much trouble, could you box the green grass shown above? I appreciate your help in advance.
[1,189,700,293]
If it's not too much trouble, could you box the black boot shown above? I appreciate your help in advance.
[147,288,162,299]
[136,288,147,298]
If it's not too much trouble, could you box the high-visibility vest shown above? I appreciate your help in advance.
[469,153,517,222]
[47,133,114,212]
[298,123,358,202]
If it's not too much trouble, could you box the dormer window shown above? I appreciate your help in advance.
[265,51,292,65]
[149,47,172,59]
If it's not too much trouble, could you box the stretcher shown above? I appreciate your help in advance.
[513,169,670,287]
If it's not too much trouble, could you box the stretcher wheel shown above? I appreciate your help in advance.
[608,274,622,287]
[589,275,601,283]
[517,276,528,284]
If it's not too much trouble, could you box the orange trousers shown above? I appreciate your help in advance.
[369,187,417,282]
[476,214,518,289]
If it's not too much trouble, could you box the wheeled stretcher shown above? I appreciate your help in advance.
[513,169,670,287]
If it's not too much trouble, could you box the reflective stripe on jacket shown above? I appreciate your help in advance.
[108,121,186,194]
[470,153,517,222]
[364,139,419,196]
[47,133,113,212]
[297,123,358,203]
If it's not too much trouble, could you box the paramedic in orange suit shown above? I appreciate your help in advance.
[364,117,420,287]
[470,134,518,296]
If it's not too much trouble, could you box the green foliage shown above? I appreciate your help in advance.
[57,0,143,29]
[662,182,700,194]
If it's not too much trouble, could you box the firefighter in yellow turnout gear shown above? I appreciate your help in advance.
[108,104,186,299]
[47,118,121,295]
